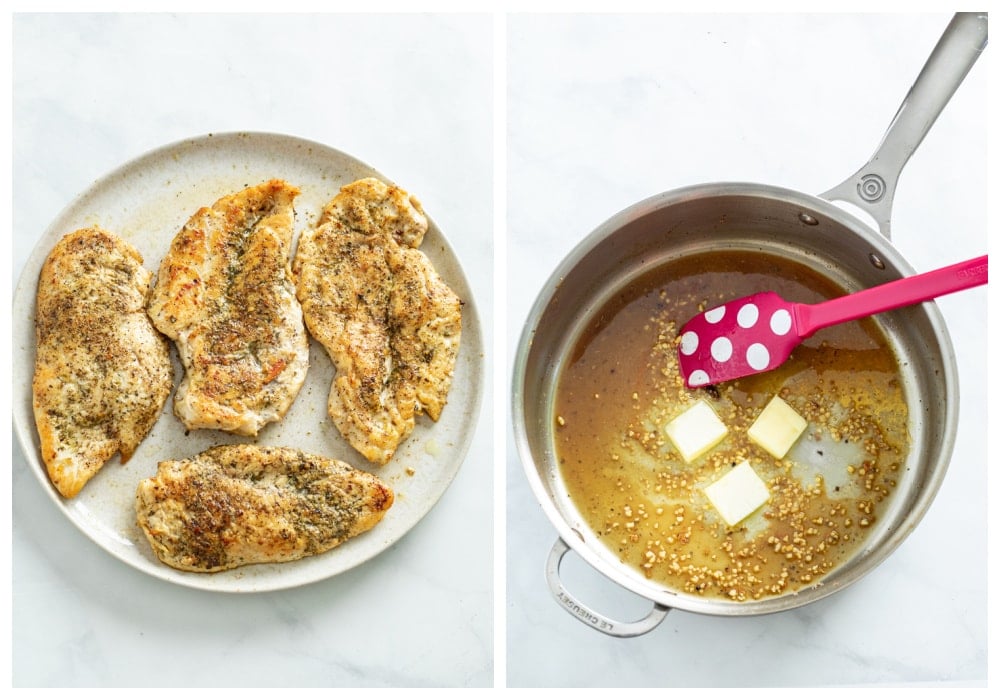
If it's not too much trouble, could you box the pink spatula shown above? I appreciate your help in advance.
[678,255,988,388]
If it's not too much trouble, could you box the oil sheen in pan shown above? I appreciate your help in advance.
[552,249,909,602]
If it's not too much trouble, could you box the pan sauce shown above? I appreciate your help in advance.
[553,250,909,601]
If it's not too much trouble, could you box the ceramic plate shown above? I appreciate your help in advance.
[12,132,484,592]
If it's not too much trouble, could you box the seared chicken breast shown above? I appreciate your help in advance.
[148,180,308,436]
[135,444,394,572]
[32,227,172,498]
[293,178,462,464]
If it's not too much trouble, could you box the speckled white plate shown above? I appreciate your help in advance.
[12,132,484,592]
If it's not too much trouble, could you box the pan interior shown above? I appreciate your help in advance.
[514,187,956,616]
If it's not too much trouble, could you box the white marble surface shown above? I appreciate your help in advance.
[506,13,988,687]
[12,14,493,687]
[10,10,993,690]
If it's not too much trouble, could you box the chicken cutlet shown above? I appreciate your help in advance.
[135,444,394,572]
[148,180,309,436]
[32,227,172,498]
[293,178,462,464]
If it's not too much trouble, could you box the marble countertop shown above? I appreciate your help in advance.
[12,13,493,687]
[11,10,991,690]
[505,13,988,687]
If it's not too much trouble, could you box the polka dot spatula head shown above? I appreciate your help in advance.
[678,254,988,388]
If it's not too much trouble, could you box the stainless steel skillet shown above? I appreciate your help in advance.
[511,12,987,637]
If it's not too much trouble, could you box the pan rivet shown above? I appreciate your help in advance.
[869,253,886,270]
[798,213,819,226]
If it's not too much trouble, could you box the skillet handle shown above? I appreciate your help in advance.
[545,538,670,638]
[819,12,987,239]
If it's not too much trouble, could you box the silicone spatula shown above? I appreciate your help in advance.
[678,255,987,388]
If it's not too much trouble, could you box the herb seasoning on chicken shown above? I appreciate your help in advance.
[135,444,394,572]
[293,178,462,464]
[147,180,309,436]
[32,227,172,498]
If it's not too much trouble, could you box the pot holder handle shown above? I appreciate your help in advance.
[819,12,987,240]
[545,538,670,638]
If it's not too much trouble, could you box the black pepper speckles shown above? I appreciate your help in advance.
[32,226,172,498]
[147,180,310,436]
[135,444,394,572]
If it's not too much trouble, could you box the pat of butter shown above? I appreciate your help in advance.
[747,396,808,459]
[664,399,728,463]
[703,460,770,526]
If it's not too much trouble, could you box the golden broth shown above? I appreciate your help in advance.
[553,250,909,601]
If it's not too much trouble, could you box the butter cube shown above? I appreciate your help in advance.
[747,396,808,459]
[664,399,728,463]
[704,460,770,526]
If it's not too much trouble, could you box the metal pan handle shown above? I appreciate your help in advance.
[545,538,670,638]
[819,12,987,239]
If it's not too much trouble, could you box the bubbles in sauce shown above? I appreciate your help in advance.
[553,250,909,601]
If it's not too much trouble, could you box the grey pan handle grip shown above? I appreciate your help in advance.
[820,12,987,239]
[545,538,670,638]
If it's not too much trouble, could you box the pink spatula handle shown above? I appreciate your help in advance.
[796,255,988,338]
